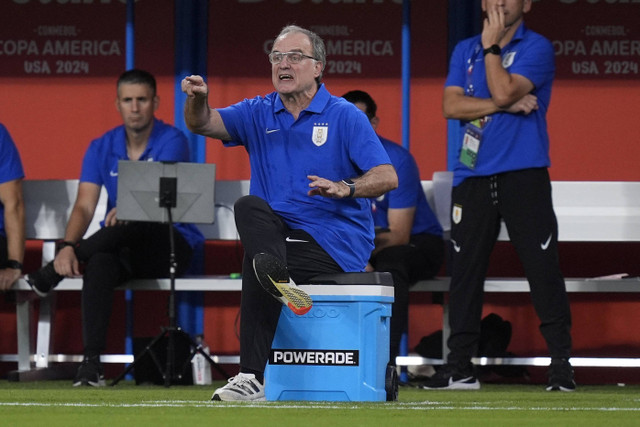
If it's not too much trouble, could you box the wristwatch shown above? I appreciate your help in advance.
[6,259,22,270]
[57,240,76,251]
[341,178,356,198]
[483,44,501,56]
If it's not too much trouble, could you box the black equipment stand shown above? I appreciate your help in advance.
[111,176,229,387]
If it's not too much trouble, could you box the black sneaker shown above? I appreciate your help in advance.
[25,262,64,297]
[252,252,312,316]
[421,363,480,390]
[73,355,106,387]
[546,358,576,392]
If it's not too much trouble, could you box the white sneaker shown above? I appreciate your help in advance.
[211,373,266,401]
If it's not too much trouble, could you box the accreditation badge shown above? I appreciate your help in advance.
[460,122,482,169]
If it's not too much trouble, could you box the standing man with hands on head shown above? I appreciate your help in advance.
[422,0,575,392]
[182,25,397,402]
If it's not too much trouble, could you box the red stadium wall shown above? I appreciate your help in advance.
[1,1,638,382]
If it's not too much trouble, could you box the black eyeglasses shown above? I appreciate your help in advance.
[268,51,317,65]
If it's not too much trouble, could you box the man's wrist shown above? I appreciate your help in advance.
[57,240,77,251]
[341,179,356,198]
[483,44,501,57]
[6,259,23,270]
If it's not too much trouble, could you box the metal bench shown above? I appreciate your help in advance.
[402,173,640,369]
[5,179,250,381]
[5,176,640,379]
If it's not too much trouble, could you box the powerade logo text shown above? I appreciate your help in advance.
[270,349,359,366]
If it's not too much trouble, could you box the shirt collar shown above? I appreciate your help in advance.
[306,83,330,114]
[511,22,527,45]
[274,83,330,115]
[114,117,159,160]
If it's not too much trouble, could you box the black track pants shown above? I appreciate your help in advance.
[446,168,572,366]
[233,195,343,373]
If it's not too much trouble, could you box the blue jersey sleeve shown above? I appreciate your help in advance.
[508,35,555,91]
[387,150,420,210]
[445,39,474,89]
[341,102,391,173]
[0,124,25,237]
[80,139,104,187]
[217,97,262,148]
[0,124,25,184]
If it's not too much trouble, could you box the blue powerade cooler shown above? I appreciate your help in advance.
[264,272,394,402]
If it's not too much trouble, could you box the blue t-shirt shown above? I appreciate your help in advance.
[217,84,392,271]
[0,124,25,238]
[80,118,204,249]
[445,23,555,186]
[371,136,442,237]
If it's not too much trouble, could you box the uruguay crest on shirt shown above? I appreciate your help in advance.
[312,123,328,146]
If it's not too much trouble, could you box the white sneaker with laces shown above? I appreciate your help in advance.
[211,373,266,401]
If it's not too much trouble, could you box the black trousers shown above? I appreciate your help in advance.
[75,222,192,356]
[233,195,343,374]
[370,233,444,362]
[447,168,572,367]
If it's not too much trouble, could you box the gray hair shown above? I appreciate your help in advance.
[275,25,326,83]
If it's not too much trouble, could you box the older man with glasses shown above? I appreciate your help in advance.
[182,25,397,401]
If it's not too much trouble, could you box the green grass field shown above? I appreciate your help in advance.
[1,380,639,426]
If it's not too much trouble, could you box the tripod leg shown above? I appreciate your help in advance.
[110,329,167,386]
[165,327,175,387]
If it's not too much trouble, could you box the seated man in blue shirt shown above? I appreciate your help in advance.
[183,25,398,401]
[27,69,204,387]
[0,123,25,291]
[343,90,445,367]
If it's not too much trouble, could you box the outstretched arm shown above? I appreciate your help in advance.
[307,164,398,199]
[181,75,232,140]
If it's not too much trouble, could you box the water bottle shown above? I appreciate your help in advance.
[191,334,212,385]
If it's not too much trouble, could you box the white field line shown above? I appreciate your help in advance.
[0,400,639,411]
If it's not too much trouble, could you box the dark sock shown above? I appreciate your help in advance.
[240,367,264,384]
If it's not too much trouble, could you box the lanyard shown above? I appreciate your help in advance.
[465,44,483,97]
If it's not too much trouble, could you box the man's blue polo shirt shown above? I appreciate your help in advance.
[0,124,25,237]
[371,136,442,237]
[80,118,204,249]
[217,84,392,272]
[446,23,555,186]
